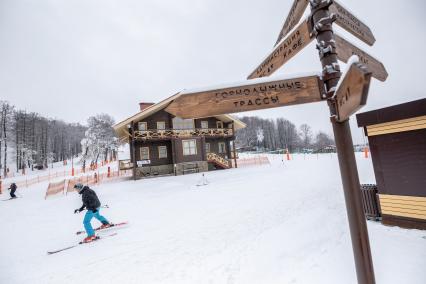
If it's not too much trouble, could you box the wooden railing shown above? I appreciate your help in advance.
[207,152,231,169]
[134,128,233,140]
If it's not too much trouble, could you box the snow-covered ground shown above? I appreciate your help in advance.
[0,153,425,284]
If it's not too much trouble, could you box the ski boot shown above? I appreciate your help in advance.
[99,222,112,230]
[82,235,98,243]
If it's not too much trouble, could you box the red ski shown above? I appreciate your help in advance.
[76,221,128,235]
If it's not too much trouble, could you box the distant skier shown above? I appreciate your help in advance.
[74,183,111,243]
[9,183,17,199]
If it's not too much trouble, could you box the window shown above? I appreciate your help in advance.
[138,122,147,131]
[216,121,223,129]
[140,147,150,160]
[205,143,210,153]
[158,146,167,158]
[157,121,166,130]
[218,142,226,153]
[183,139,197,155]
[173,117,194,130]
[201,121,209,129]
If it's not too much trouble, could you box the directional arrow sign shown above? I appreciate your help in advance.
[248,18,313,79]
[335,33,388,82]
[334,58,372,122]
[274,0,308,46]
[165,74,325,119]
[330,0,375,46]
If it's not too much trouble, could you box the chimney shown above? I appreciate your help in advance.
[139,102,155,111]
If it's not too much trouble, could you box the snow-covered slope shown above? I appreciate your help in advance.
[0,154,425,284]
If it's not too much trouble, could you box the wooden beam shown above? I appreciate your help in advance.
[248,18,313,79]
[165,74,325,118]
[335,33,388,82]
[274,0,309,46]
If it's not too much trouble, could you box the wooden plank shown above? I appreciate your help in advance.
[165,75,325,118]
[335,33,387,82]
[379,194,426,203]
[330,0,375,46]
[381,203,426,212]
[334,60,372,122]
[274,0,309,46]
[380,199,426,207]
[248,19,313,79]
[381,209,426,220]
[366,115,426,136]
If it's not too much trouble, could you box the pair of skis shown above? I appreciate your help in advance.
[47,221,128,255]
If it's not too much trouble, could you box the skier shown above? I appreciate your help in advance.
[9,183,17,199]
[74,183,111,243]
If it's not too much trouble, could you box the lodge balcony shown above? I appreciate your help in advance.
[133,128,234,141]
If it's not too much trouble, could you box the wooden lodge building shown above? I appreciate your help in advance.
[113,93,246,178]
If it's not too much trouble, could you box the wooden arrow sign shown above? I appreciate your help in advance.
[335,33,388,82]
[248,18,313,79]
[334,59,372,122]
[165,74,326,118]
[274,0,309,46]
[330,0,375,46]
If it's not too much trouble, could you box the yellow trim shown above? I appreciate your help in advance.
[379,194,426,220]
[366,115,426,136]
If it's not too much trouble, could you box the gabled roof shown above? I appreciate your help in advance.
[113,92,246,139]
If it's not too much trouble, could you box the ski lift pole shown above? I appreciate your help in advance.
[310,1,375,283]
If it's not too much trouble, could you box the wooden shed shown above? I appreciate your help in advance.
[356,98,426,230]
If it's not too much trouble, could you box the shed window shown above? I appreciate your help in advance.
[138,122,147,131]
[157,121,166,130]
[201,121,209,129]
[218,142,226,153]
[173,117,194,130]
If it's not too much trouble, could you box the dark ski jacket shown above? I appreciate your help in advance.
[78,186,101,211]
[9,183,17,193]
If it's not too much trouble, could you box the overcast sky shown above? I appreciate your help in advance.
[1,0,425,143]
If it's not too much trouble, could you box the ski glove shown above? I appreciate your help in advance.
[74,208,83,214]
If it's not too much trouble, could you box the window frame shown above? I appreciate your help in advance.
[201,121,209,129]
[218,142,226,154]
[138,122,147,131]
[205,143,210,153]
[182,139,197,156]
[158,146,167,158]
[172,117,194,130]
[140,147,150,160]
[157,121,166,130]
[216,121,223,129]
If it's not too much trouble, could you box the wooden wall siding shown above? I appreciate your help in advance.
[369,129,426,197]
[379,194,426,220]
[366,115,426,136]
[356,98,426,127]
[174,137,204,164]
[135,141,173,166]
[135,109,172,130]
[205,138,229,158]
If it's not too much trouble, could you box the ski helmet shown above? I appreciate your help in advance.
[74,183,84,192]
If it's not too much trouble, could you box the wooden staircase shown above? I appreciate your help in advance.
[207,153,231,169]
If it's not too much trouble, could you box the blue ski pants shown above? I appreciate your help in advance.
[83,208,109,236]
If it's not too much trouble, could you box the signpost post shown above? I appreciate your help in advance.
[167,0,386,282]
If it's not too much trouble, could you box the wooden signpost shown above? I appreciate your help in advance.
[248,18,313,79]
[330,0,375,46]
[169,0,387,283]
[334,59,372,122]
[335,33,388,82]
[274,0,309,46]
[166,75,325,118]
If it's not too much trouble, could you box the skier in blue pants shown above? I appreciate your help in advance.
[74,183,111,243]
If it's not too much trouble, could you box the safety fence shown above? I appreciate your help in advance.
[45,170,133,199]
[231,156,270,168]
[0,161,117,195]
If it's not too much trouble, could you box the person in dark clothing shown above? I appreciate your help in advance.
[9,183,17,199]
[74,183,111,243]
